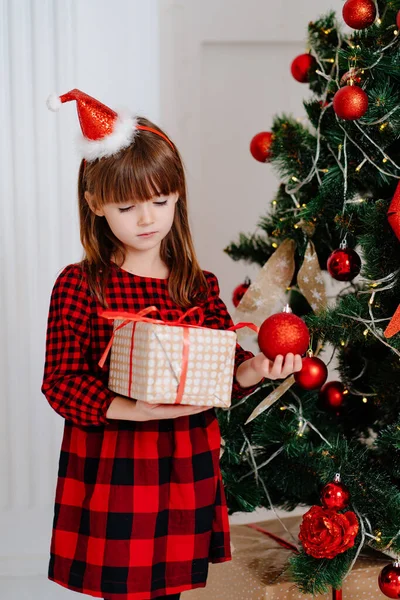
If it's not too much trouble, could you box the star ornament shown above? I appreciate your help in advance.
[384,304,400,338]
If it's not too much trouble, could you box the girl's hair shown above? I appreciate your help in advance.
[77,116,208,309]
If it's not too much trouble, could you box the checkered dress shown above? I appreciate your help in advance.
[42,262,259,600]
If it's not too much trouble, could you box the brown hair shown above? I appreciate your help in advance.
[77,116,208,309]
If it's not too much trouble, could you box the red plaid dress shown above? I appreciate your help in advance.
[42,262,259,599]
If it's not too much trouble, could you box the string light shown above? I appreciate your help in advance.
[362,397,368,404]
[363,329,369,336]
[272,242,278,248]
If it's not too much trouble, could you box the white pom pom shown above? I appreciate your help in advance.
[46,93,62,112]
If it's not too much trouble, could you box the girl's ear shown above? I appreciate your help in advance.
[84,191,105,217]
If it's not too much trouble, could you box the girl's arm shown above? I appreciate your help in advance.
[202,271,266,400]
[41,264,118,427]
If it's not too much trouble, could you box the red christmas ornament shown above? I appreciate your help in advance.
[327,245,362,281]
[388,180,400,241]
[397,10,400,31]
[294,354,328,390]
[258,304,310,361]
[250,132,273,163]
[321,476,350,511]
[319,381,345,410]
[340,68,363,87]
[378,562,400,598]
[333,85,369,120]
[232,277,251,307]
[299,505,359,559]
[342,0,376,29]
[290,53,316,83]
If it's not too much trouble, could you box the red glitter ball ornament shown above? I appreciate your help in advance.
[379,562,400,598]
[294,355,328,390]
[290,53,316,83]
[319,381,345,410]
[397,10,400,30]
[321,477,350,511]
[232,277,251,307]
[333,85,369,120]
[250,132,273,163]
[342,0,376,29]
[258,305,310,361]
[327,246,362,281]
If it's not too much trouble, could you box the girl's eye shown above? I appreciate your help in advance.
[118,200,167,213]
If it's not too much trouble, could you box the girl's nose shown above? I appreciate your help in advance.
[137,204,155,226]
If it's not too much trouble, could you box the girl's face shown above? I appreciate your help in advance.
[85,191,179,253]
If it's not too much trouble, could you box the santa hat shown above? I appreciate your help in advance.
[46,88,173,161]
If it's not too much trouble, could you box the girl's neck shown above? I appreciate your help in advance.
[111,252,169,279]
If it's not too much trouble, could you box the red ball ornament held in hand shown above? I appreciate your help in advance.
[342,0,376,29]
[232,277,251,308]
[319,381,345,410]
[327,245,361,281]
[321,475,350,511]
[379,561,400,598]
[258,304,310,361]
[333,85,369,120]
[294,354,328,390]
[250,132,273,163]
[291,53,316,83]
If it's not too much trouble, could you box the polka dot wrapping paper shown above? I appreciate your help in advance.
[108,320,237,407]
[184,516,388,599]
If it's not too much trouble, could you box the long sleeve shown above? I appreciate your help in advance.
[41,264,116,427]
[202,271,264,401]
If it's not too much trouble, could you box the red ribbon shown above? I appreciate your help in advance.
[98,306,259,404]
[245,523,299,553]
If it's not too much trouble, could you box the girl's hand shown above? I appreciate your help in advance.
[251,352,303,381]
[132,398,210,421]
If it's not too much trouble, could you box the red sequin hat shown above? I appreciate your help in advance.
[46,88,173,161]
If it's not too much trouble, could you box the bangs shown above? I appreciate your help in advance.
[92,143,181,207]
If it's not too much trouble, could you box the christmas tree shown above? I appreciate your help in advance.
[219,1,400,596]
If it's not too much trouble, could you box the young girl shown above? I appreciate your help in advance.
[42,88,302,600]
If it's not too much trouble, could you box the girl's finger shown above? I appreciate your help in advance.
[279,355,293,377]
[294,355,303,371]
[270,355,284,377]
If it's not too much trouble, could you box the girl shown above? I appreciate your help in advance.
[42,88,302,600]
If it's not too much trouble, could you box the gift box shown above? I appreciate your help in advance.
[184,515,388,599]
[99,307,243,408]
